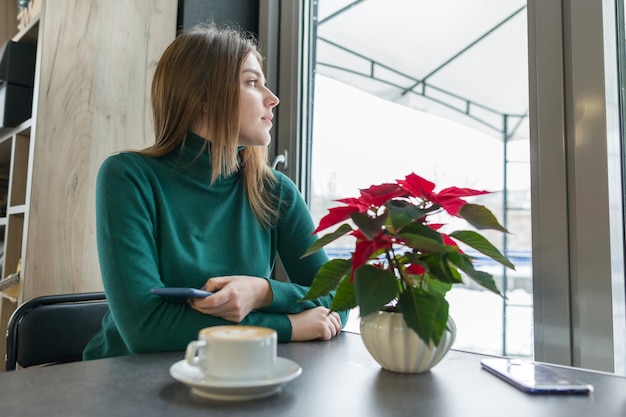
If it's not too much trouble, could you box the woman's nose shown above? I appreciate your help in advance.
[266,89,279,108]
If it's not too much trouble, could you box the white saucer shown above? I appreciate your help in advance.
[169,357,302,401]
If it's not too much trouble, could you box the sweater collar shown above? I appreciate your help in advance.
[165,132,244,181]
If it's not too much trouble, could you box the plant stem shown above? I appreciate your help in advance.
[386,247,412,291]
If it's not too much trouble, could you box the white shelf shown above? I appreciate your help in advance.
[0,118,33,143]
[7,205,26,215]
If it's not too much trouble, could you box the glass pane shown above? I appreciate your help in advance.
[308,0,533,357]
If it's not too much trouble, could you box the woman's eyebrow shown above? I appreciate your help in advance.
[241,68,263,78]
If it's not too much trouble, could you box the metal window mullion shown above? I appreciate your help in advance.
[527,0,573,366]
[564,0,625,374]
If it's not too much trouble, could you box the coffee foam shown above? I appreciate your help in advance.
[201,325,275,340]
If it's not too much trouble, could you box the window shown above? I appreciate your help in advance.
[307,0,532,357]
[266,0,626,373]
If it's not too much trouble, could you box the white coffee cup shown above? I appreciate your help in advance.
[185,325,277,380]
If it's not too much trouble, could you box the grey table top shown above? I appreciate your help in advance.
[0,331,624,417]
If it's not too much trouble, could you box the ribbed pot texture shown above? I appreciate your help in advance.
[359,311,456,373]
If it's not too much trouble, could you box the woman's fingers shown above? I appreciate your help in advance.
[288,307,342,341]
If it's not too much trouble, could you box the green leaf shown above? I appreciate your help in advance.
[423,275,453,297]
[400,221,444,243]
[302,223,354,258]
[398,222,448,253]
[354,265,399,316]
[399,233,449,254]
[300,258,351,301]
[449,230,515,270]
[447,266,463,284]
[458,203,508,233]
[398,287,449,346]
[423,253,463,284]
[447,252,503,296]
[350,212,387,240]
[330,276,357,312]
[385,200,432,230]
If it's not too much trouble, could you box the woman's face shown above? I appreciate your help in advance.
[238,53,279,147]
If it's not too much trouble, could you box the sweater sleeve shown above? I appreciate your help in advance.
[259,173,350,327]
[94,155,294,353]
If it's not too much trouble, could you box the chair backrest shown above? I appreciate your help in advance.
[5,292,108,371]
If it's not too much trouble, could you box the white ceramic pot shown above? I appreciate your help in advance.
[359,311,456,373]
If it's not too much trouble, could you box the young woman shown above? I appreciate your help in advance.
[83,25,346,360]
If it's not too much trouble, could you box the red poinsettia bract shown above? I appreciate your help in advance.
[350,230,393,281]
[313,183,406,234]
[398,172,489,216]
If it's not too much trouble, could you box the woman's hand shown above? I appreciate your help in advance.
[188,275,272,322]
[288,306,342,341]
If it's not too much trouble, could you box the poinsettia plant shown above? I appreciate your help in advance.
[301,172,515,346]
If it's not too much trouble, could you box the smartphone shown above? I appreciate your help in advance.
[151,287,213,299]
[480,358,593,394]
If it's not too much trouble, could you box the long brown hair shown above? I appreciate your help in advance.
[143,24,278,227]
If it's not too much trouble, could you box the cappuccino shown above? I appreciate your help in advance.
[186,325,277,381]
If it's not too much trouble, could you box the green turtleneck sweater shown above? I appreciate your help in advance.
[83,133,347,360]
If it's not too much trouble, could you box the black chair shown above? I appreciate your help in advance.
[5,291,108,371]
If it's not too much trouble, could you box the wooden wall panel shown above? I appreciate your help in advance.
[0,0,17,44]
[22,0,177,298]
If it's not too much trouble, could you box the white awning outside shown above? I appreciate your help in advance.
[314,0,529,142]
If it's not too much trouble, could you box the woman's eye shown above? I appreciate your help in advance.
[247,79,258,87]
